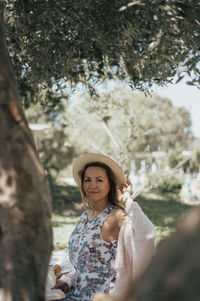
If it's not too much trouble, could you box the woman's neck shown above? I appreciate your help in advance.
[89,202,110,218]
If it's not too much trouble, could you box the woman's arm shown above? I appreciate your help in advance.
[116,180,132,228]
[115,181,156,287]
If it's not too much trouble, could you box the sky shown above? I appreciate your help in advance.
[152,79,200,138]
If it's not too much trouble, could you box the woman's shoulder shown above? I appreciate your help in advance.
[109,207,128,227]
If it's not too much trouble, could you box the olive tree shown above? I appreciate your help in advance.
[1,0,200,300]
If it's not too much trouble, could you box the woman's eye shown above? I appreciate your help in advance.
[84,179,91,182]
[97,179,103,182]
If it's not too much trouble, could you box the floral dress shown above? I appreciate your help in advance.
[65,205,118,301]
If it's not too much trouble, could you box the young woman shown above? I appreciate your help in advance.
[53,153,156,301]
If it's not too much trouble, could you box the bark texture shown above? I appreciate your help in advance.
[93,206,200,301]
[0,2,52,300]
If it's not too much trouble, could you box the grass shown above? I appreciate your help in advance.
[51,185,194,250]
[52,214,80,249]
[136,192,192,245]
[52,184,83,250]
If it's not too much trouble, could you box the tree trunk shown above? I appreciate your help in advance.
[0,2,52,300]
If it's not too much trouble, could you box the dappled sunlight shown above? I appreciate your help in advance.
[0,288,12,301]
[52,215,79,227]
[136,196,192,242]
[0,168,16,206]
[155,226,175,245]
[163,216,173,225]
[0,286,36,301]
[51,190,194,250]
[52,185,83,216]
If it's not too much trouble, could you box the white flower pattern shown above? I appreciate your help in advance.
[65,205,118,301]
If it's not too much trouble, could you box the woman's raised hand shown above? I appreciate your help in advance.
[117,179,132,204]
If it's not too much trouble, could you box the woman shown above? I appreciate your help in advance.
[54,153,156,301]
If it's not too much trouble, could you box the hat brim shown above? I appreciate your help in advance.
[72,153,126,186]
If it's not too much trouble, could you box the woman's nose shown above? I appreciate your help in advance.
[90,181,97,188]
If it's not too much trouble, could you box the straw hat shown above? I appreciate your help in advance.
[72,153,126,186]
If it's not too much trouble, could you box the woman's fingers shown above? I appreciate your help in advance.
[117,189,122,197]
[117,180,132,204]
[122,180,132,193]
[52,280,67,290]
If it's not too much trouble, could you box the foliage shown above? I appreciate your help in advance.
[168,148,184,168]
[25,102,76,192]
[183,149,200,173]
[25,86,194,180]
[148,170,183,194]
[4,0,200,107]
[168,148,200,173]
[66,87,193,166]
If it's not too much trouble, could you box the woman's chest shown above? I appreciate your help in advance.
[68,214,117,261]
[69,215,103,248]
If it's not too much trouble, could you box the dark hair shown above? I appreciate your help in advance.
[80,162,119,208]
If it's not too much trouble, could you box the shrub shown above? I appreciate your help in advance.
[183,149,200,173]
[168,149,183,169]
[148,171,183,194]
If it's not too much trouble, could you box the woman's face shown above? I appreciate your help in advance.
[82,166,110,205]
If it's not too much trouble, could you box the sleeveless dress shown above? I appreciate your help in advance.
[65,205,118,301]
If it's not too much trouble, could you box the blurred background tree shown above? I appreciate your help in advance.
[25,85,196,183]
